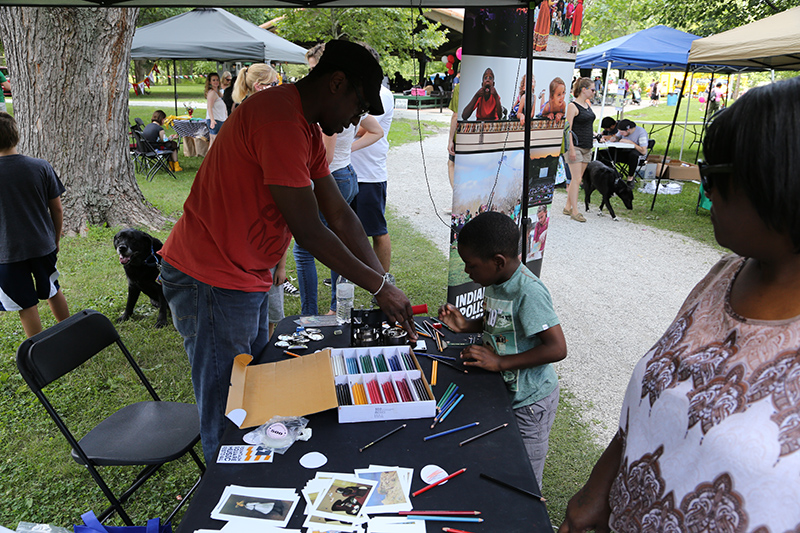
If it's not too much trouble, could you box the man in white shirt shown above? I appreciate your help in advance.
[350,47,395,275]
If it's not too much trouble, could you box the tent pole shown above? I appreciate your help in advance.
[173,59,178,116]
[679,70,694,160]
[520,5,534,262]
[650,63,690,211]
[598,61,611,131]
[694,70,715,163]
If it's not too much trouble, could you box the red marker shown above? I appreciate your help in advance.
[412,468,466,497]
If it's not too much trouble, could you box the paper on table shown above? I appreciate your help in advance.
[367,516,426,533]
[210,485,299,528]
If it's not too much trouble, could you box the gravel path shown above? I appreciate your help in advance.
[386,121,724,446]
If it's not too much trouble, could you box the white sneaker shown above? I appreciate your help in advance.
[283,281,299,296]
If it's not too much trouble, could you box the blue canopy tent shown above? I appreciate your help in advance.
[575,25,701,72]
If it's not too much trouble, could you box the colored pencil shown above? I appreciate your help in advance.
[398,511,480,516]
[405,516,483,523]
[283,350,301,358]
[432,392,460,428]
[479,473,546,502]
[416,353,467,373]
[438,394,464,423]
[432,317,457,333]
[427,354,457,361]
[424,422,478,441]
[437,383,456,410]
[431,360,438,386]
[442,528,477,533]
[359,423,406,452]
[411,467,466,497]
[459,423,509,446]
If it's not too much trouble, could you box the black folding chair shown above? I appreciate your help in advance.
[129,121,145,174]
[16,309,205,525]
[631,139,657,181]
[132,118,176,181]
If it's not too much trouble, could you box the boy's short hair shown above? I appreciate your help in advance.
[458,211,519,260]
[703,76,800,252]
[0,112,19,151]
[600,116,617,129]
[151,110,167,124]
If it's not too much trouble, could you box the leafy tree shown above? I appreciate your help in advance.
[644,0,799,37]
[271,8,447,65]
[0,7,164,234]
[580,0,654,49]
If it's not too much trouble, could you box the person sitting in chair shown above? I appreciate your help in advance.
[613,118,649,183]
[143,110,182,172]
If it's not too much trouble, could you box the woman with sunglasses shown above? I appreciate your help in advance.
[229,62,287,337]
[563,77,595,223]
[232,63,279,112]
[559,76,800,532]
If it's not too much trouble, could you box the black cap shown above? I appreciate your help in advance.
[315,39,385,116]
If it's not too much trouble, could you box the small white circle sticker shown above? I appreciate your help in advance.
[266,422,288,439]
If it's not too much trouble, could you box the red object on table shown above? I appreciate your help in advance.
[412,304,429,315]
[412,467,467,497]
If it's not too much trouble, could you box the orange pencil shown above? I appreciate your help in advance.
[284,350,301,358]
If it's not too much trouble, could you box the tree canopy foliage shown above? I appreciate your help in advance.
[581,0,799,50]
[265,8,447,63]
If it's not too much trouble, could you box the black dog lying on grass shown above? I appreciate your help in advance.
[113,228,168,328]
[582,160,634,220]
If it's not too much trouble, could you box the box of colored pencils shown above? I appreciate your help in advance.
[329,346,436,423]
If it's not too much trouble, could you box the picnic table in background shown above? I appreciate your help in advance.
[168,117,210,158]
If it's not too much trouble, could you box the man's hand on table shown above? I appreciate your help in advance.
[375,283,417,340]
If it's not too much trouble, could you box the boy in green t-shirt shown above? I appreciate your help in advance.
[439,211,566,486]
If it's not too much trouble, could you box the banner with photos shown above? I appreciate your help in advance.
[447,5,578,319]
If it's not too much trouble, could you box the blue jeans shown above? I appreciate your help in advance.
[160,259,270,463]
[293,164,359,315]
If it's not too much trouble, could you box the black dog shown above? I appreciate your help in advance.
[113,228,168,328]
[582,160,634,220]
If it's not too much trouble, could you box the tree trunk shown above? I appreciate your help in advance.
[133,59,154,85]
[0,7,167,235]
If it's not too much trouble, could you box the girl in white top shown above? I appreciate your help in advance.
[204,72,228,149]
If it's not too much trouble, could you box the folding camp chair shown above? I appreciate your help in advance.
[129,122,144,174]
[16,309,205,525]
[132,118,176,181]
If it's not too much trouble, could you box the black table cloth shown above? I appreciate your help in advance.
[175,316,552,532]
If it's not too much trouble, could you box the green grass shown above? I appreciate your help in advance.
[129,83,206,104]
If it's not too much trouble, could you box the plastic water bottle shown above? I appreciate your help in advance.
[335,276,354,325]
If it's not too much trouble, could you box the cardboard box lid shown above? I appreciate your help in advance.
[225,351,338,429]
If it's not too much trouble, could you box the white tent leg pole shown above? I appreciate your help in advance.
[679,71,694,160]
[598,61,611,132]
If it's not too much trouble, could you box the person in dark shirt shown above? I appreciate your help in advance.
[0,112,70,336]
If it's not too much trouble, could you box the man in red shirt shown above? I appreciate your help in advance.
[159,40,416,462]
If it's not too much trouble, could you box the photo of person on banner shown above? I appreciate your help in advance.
[462,67,503,121]
[538,77,567,121]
